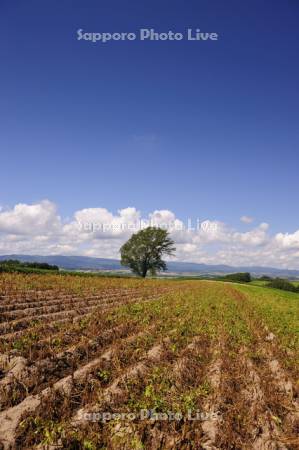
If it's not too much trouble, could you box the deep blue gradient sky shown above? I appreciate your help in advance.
[1,0,298,233]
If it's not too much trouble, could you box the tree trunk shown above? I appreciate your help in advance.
[141,261,148,278]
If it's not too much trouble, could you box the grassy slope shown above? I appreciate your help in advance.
[235,284,298,350]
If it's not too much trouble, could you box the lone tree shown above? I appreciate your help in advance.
[120,227,176,278]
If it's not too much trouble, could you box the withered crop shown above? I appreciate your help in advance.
[0,273,298,449]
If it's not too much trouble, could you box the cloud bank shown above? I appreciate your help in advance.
[0,200,298,269]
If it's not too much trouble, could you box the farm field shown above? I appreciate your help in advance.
[0,274,298,449]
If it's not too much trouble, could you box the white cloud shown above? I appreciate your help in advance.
[0,200,298,269]
[259,222,269,231]
[274,230,299,249]
[240,215,254,224]
[0,200,61,235]
[232,223,269,247]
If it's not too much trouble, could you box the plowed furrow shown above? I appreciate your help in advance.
[0,305,99,334]
[0,292,138,322]
[0,287,173,309]
[0,316,79,343]
[0,323,133,409]
[214,341,291,448]
[130,336,214,450]
[0,294,117,315]
[0,293,166,353]
[199,344,223,450]
[241,354,288,450]
[228,285,299,446]
[0,300,102,322]
[0,290,144,313]
[0,293,159,335]
[0,327,154,450]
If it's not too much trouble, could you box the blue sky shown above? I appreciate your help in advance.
[0,0,299,266]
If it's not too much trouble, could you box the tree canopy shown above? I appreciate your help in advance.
[120,227,176,277]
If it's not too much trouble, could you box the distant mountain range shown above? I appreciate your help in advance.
[1,254,299,278]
